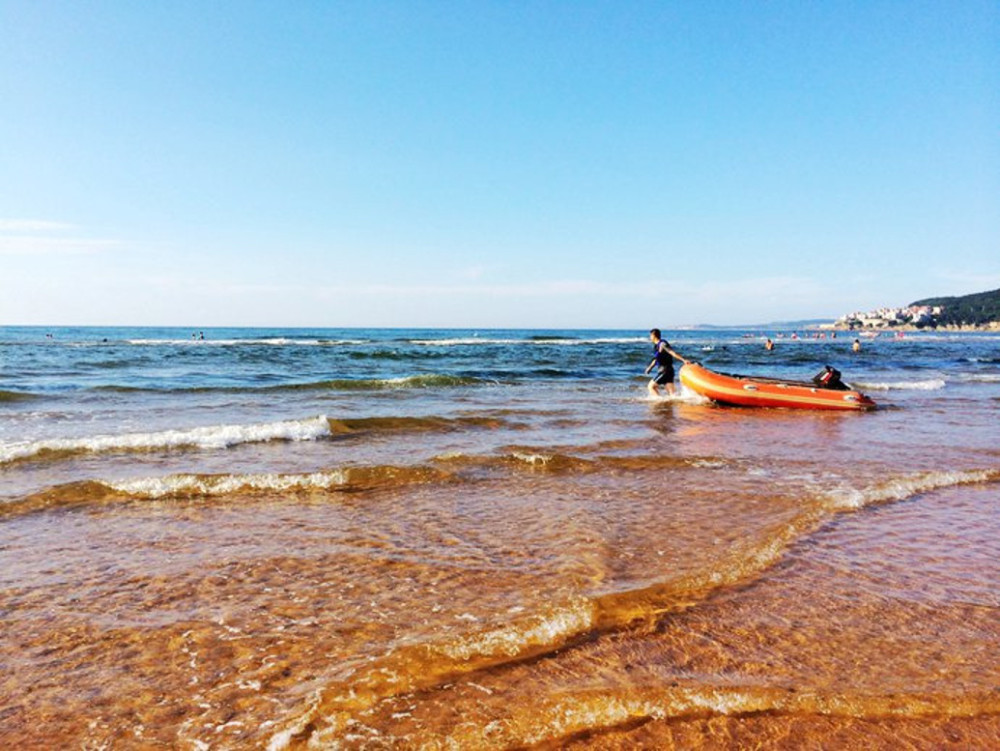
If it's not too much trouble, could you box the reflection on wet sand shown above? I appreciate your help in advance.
[2,446,998,748]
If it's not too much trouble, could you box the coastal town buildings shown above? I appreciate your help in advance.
[835,305,943,329]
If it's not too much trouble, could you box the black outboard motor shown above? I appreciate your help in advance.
[813,365,848,391]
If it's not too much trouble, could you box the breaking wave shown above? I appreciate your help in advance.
[0,415,333,465]
[276,374,489,391]
[0,413,520,467]
[108,465,452,499]
[327,415,513,434]
[1,464,455,517]
[0,389,39,403]
[89,374,491,395]
[825,468,1000,510]
[959,373,1000,383]
[852,378,946,391]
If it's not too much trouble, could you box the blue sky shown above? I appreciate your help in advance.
[1,1,997,327]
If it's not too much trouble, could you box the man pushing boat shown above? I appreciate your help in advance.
[644,328,690,397]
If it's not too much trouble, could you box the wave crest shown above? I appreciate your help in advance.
[826,468,1000,510]
[0,389,38,403]
[0,415,332,465]
[108,465,451,499]
[279,374,488,391]
[852,378,946,391]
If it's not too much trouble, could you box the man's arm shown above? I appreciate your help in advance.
[665,346,689,365]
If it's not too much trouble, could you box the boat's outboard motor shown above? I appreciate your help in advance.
[813,365,848,390]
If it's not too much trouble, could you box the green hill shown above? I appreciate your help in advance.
[910,288,1000,326]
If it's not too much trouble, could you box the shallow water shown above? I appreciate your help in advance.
[1,326,998,748]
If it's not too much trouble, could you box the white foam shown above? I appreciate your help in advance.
[0,415,331,464]
[511,452,555,466]
[828,469,998,510]
[959,373,1000,383]
[439,599,594,660]
[852,378,945,391]
[108,470,349,499]
[643,387,711,405]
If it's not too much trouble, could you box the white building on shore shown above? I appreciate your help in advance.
[836,305,942,329]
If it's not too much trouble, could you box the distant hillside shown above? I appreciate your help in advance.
[910,288,1000,326]
[695,319,832,330]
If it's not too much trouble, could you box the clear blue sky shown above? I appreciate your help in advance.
[2,1,997,327]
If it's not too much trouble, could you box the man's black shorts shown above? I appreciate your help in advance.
[653,367,674,385]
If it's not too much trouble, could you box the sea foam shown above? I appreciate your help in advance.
[827,468,999,511]
[108,470,349,498]
[851,378,946,391]
[0,415,332,464]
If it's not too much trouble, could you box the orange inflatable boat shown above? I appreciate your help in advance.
[679,363,876,411]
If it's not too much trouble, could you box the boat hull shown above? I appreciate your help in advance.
[680,363,876,411]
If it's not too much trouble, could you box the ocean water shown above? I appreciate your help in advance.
[1,326,998,748]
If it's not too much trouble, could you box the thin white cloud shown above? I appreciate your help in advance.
[0,219,119,255]
[0,236,120,255]
[0,219,78,232]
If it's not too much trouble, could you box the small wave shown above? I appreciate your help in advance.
[434,451,728,476]
[827,468,1000,511]
[86,374,487,395]
[433,450,597,474]
[0,415,332,465]
[959,373,1000,383]
[409,337,519,346]
[3,465,455,516]
[347,349,449,361]
[108,471,352,499]
[266,598,597,750]
[0,389,39,403]
[327,415,510,435]
[125,338,368,347]
[279,374,488,391]
[507,451,591,471]
[852,378,946,391]
[108,465,451,499]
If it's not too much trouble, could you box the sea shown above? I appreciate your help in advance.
[1,325,998,749]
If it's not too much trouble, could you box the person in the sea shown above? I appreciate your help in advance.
[645,328,689,397]
[765,338,774,351]
[852,338,861,353]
